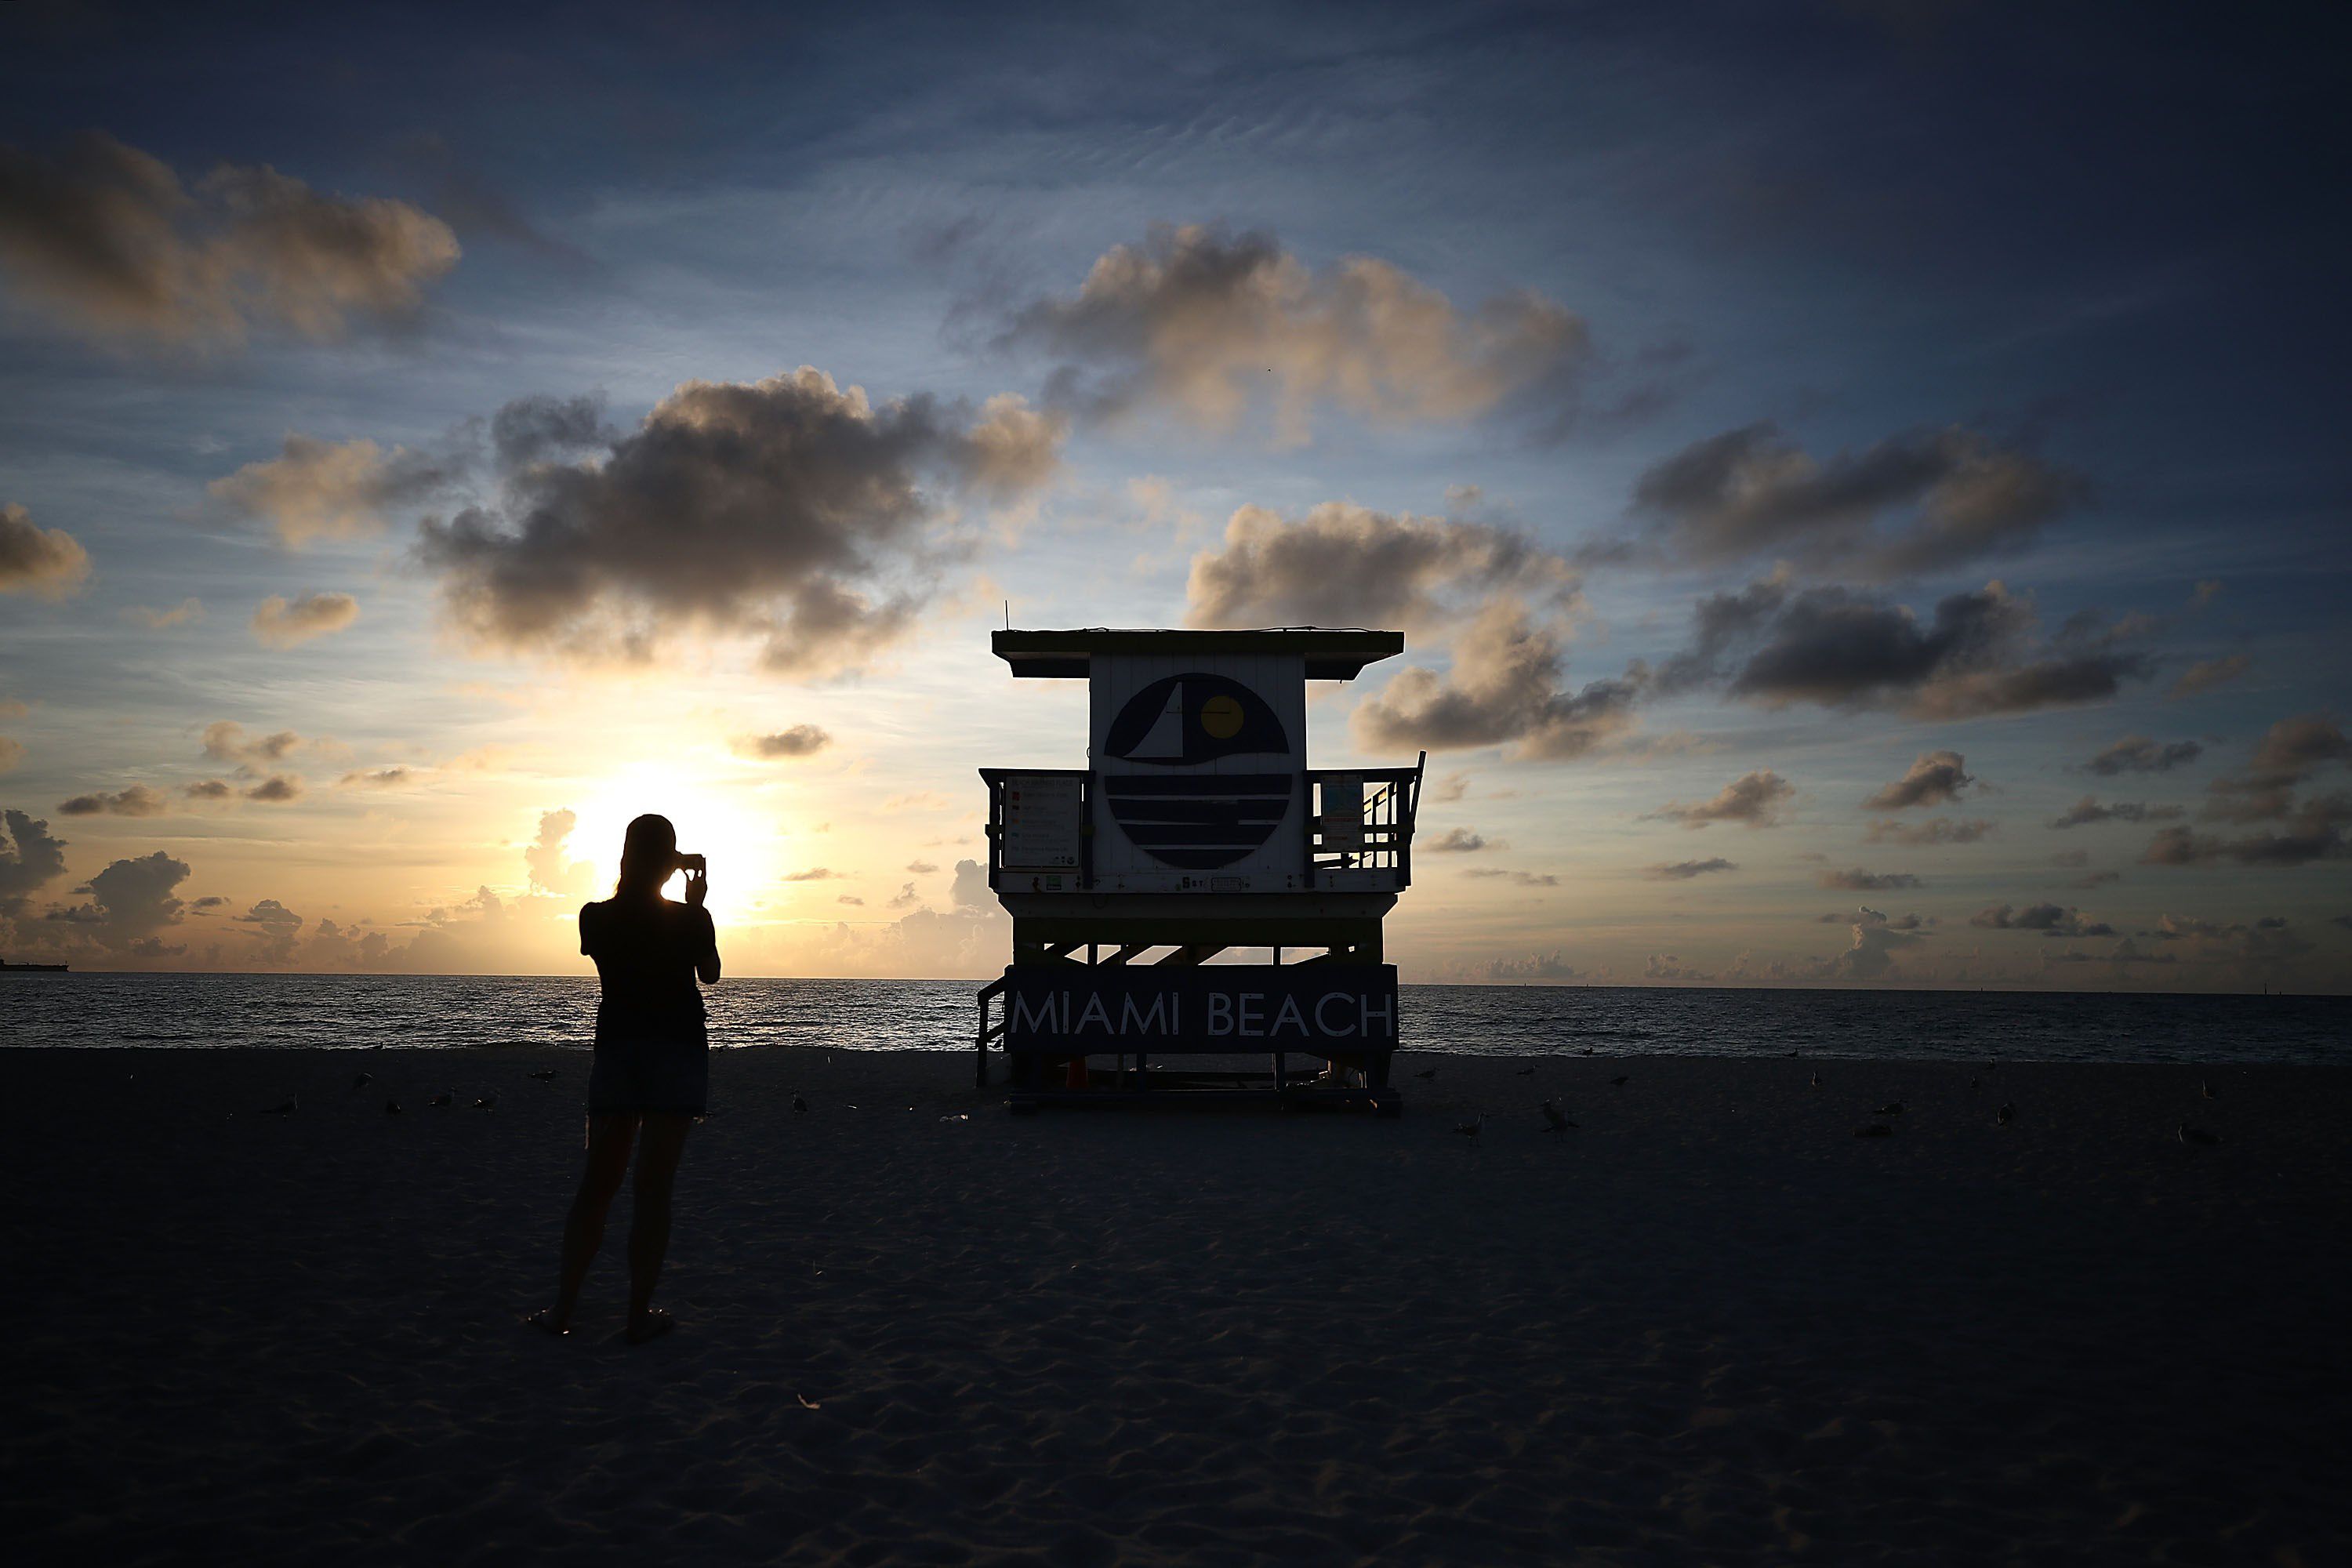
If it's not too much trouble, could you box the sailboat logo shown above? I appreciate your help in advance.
[1102,673,1292,869]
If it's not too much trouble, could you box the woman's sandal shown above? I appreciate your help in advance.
[626,1309,675,1345]
[523,1309,571,1338]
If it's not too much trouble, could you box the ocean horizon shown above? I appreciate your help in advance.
[7,971,2346,1065]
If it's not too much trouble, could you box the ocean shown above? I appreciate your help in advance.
[2,972,2346,1064]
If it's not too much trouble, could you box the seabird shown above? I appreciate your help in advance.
[2178,1121,2221,1146]
[1996,1102,2014,1126]
[2200,1080,2218,1101]
[1875,1102,1906,1116]
[1450,1116,1484,1139]
[1854,1123,1892,1138]
[427,1091,454,1108]
[261,1094,298,1116]
[528,1069,557,1081]
[1540,1099,1574,1132]
[350,1072,372,1093]
[384,1098,402,1115]
[1413,1067,1438,1080]
[1809,1070,1822,1090]
[793,1094,809,1114]
[472,1091,498,1111]
[1514,1066,1536,1076]
[1610,1075,1628,1087]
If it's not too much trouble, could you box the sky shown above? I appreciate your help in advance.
[1,0,2347,989]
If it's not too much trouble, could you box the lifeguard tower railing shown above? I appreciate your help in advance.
[980,756,1425,893]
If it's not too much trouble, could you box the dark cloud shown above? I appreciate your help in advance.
[416,368,1063,678]
[1862,750,1976,810]
[57,784,168,817]
[1424,827,1497,853]
[1644,769,1794,829]
[1662,576,2149,719]
[2194,716,2350,828]
[1184,503,1576,631]
[1971,902,2114,937]
[201,721,308,765]
[250,590,359,648]
[2169,653,2252,699]
[233,898,305,964]
[1463,868,1562,887]
[1643,857,1737,880]
[1,808,68,915]
[242,775,303,804]
[1817,866,1921,891]
[2140,805,2350,869]
[183,779,234,800]
[1629,422,2088,577]
[1823,906,1929,979]
[732,725,833,760]
[192,895,230,909]
[0,132,458,349]
[2087,735,2203,775]
[45,850,189,953]
[0,502,91,598]
[1863,816,1994,845]
[2049,796,2182,829]
[1352,601,1639,760]
[1001,223,1586,445]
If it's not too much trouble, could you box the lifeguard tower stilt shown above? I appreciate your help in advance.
[973,629,1422,1115]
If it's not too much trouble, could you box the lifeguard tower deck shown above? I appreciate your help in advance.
[974,628,1423,1114]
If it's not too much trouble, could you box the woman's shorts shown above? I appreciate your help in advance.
[588,1027,710,1117]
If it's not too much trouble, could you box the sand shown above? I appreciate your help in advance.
[4,1044,2347,1566]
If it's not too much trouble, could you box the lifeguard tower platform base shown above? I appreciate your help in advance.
[972,629,1422,1114]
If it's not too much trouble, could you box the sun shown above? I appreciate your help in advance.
[567,764,789,924]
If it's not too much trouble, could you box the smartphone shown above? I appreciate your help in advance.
[677,853,707,873]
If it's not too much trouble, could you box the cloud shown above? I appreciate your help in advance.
[1817,866,1921,891]
[1352,600,1639,760]
[887,881,919,909]
[0,132,458,348]
[242,775,303,804]
[1001,223,1585,445]
[45,850,190,953]
[786,867,842,882]
[123,597,201,628]
[201,721,309,765]
[1862,750,1977,811]
[1664,576,2150,719]
[837,894,865,906]
[952,858,992,909]
[1629,422,2088,577]
[232,898,306,964]
[416,367,1064,677]
[2190,717,2350,829]
[1827,915,1926,979]
[1462,868,1561,887]
[1424,827,1496,853]
[57,785,169,817]
[1645,769,1794,829]
[338,767,411,788]
[1428,771,1471,804]
[251,590,360,648]
[2169,653,2252,699]
[1971,902,2114,937]
[210,434,457,547]
[732,725,833,760]
[2049,796,2182,829]
[1644,857,1737,880]
[904,860,938,875]
[1863,816,1994,845]
[0,503,91,598]
[2140,805,2350,869]
[1184,503,1576,631]
[183,779,234,800]
[1643,953,1711,982]
[524,808,593,898]
[1,809,68,914]
[2087,735,2203,775]
[0,738,20,775]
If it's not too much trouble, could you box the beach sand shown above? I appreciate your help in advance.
[4,1045,2346,1566]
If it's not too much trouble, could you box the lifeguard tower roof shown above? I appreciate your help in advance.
[993,627,1403,681]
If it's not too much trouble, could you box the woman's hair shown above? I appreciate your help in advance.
[615,813,679,898]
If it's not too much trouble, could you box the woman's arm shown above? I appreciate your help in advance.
[685,871,720,984]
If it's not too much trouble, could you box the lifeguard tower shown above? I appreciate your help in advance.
[974,628,1424,1114]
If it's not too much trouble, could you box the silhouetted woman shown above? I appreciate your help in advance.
[528,813,719,1343]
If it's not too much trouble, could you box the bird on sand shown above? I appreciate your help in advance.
[1414,1067,1438,1080]
[1451,1116,1484,1139]
[1610,1075,1628,1087]
[793,1094,809,1114]
[472,1091,498,1111]
[1514,1065,1536,1076]
[2200,1080,2218,1101]
[528,1069,557,1081]
[427,1091,454,1109]
[350,1071,372,1093]
[1875,1101,1906,1116]
[1540,1099,1575,1132]
[261,1094,298,1116]
[2178,1121,2221,1146]
[1996,1102,2014,1126]
[384,1098,402,1115]
[1809,1070,1822,1089]
[1854,1123,1892,1138]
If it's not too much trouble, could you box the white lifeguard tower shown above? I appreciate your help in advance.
[974,628,1424,1114]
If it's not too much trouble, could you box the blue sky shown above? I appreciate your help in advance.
[2,0,2346,986]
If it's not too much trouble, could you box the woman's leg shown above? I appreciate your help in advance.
[546,1112,637,1330]
[626,1112,694,1334]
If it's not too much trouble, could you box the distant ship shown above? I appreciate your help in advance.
[0,959,69,971]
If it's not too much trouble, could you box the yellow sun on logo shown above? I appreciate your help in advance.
[1200,693,1244,739]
